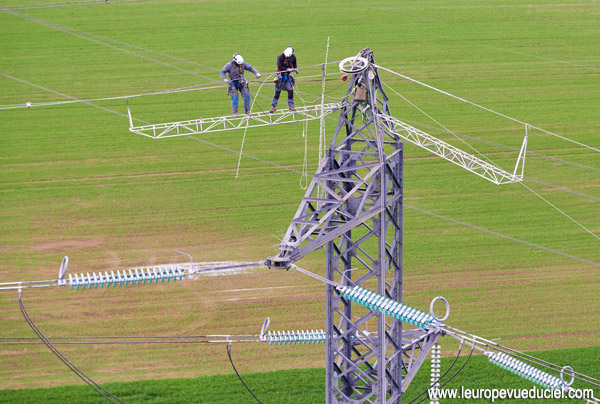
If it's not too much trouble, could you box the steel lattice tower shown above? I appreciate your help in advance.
[323,49,403,404]
[267,48,439,404]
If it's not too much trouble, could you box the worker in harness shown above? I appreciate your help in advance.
[269,46,298,113]
[220,53,261,117]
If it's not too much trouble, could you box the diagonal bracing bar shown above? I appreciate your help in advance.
[127,103,344,139]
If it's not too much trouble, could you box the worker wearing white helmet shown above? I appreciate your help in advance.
[270,46,298,113]
[220,53,261,117]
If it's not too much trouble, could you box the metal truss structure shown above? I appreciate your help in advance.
[127,102,343,139]
[265,48,529,403]
[266,48,423,404]
[377,114,527,185]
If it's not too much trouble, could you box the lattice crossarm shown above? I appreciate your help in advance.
[377,113,525,185]
[128,103,343,139]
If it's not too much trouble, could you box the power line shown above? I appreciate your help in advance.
[406,204,600,268]
[0,334,260,340]
[227,344,265,404]
[19,290,128,404]
[380,79,599,243]
[375,65,600,153]
[0,81,225,110]
[0,72,132,119]
[407,341,465,404]
[0,71,340,110]
[403,118,600,176]
[410,344,476,404]
[525,178,600,203]
[0,340,260,345]
[382,80,502,168]
[520,182,600,242]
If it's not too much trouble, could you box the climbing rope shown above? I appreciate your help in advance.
[293,79,310,190]
[319,37,330,165]
[235,73,274,179]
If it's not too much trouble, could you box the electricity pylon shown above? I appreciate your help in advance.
[266,48,526,403]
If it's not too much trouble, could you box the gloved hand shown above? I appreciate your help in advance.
[256,73,262,78]
[223,78,229,83]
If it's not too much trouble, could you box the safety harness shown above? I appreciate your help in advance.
[277,57,296,85]
[229,62,248,93]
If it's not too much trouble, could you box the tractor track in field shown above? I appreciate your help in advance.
[2,165,308,190]
[406,271,600,293]
[2,146,597,190]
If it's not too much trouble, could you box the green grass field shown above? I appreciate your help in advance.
[1,0,599,400]
[1,346,599,403]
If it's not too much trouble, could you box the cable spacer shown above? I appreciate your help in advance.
[430,296,450,322]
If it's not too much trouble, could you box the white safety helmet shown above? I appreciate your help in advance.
[283,46,294,58]
[233,53,244,65]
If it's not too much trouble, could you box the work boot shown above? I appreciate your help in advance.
[289,106,297,112]
[269,106,276,113]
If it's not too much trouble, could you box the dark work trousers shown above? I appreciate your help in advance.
[271,75,294,108]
